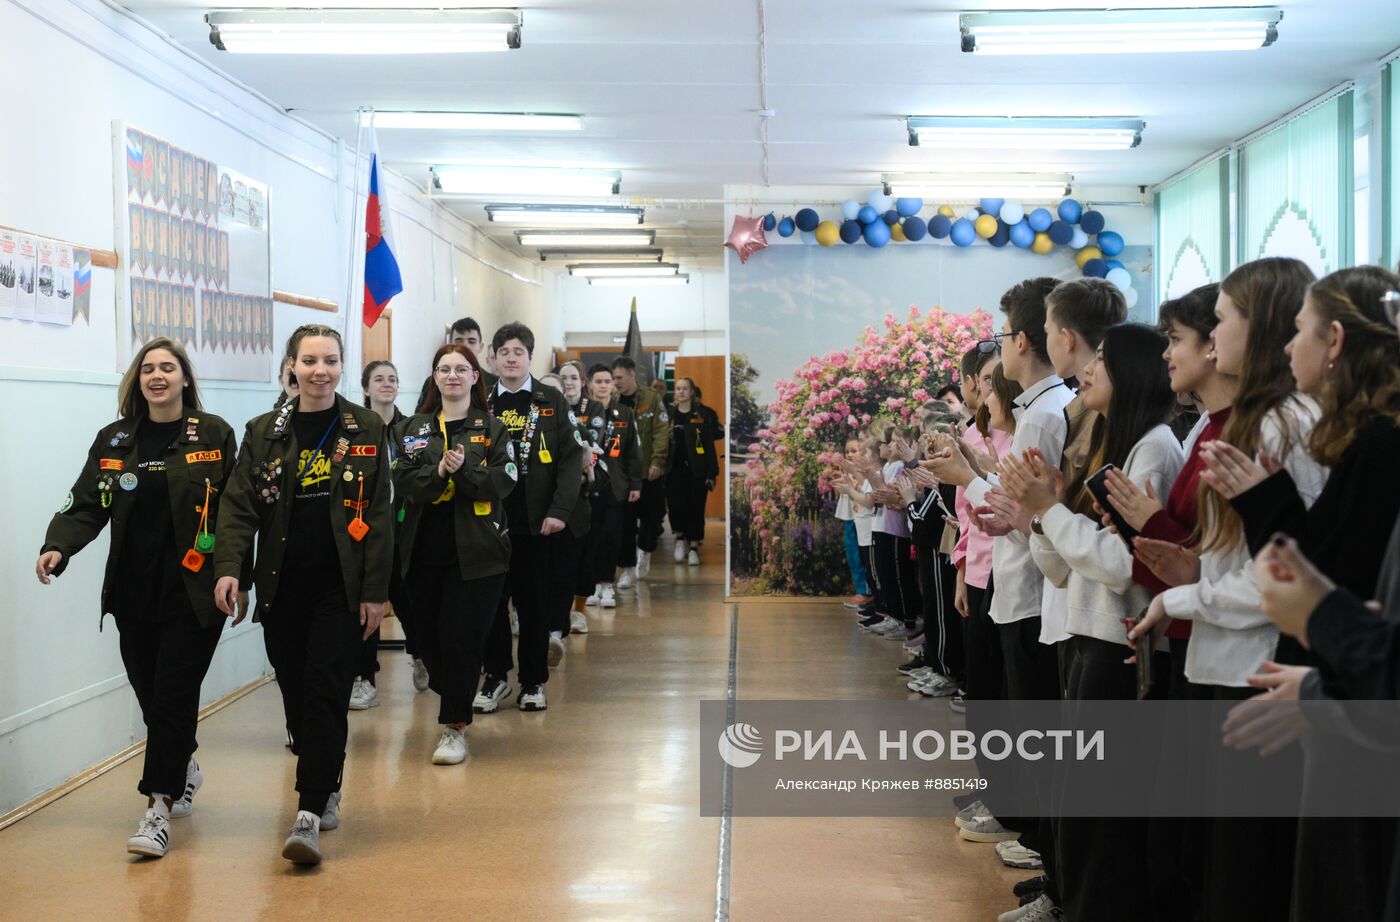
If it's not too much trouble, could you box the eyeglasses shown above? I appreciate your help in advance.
[976,332,1008,354]
[1382,290,1400,329]
[435,366,475,378]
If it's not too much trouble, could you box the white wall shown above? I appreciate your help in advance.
[555,268,727,357]
[0,0,555,814]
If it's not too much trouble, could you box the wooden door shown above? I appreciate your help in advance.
[362,307,392,364]
[673,355,727,519]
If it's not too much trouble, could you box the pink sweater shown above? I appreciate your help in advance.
[952,427,1012,590]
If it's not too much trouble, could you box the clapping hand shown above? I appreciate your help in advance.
[1199,441,1279,499]
[1106,468,1163,532]
[1132,537,1201,587]
[438,441,466,478]
[1253,535,1335,645]
[999,450,1063,518]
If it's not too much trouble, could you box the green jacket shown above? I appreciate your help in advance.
[42,411,239,629]
[393,409,516,580]
[625,385,671,472]
[668,401,724,482]
[214,394,394,619]
[491,379,583,534]
[595,400,644,504]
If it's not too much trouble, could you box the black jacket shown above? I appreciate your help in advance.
[667,401,724,482]
[596,400,644,504]
[490,378,583,533]
[42,411,239,629]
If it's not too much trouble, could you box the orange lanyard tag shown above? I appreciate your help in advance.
[347,475,369,541]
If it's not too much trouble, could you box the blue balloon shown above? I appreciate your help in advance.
[929,215,953,239]
[762,213,776,231]
[1048,220,1074,245]
[1058,198,1083,223]
[950,218,976,248]
[1097,230,1125,257]
[1104,259,1126,273]
[883,209,900,226]
[858,205,878,225]
[1028,207,1053,232]
[777,216,796,238]
[841,199,861,221]
[988,220,1011,248]
[979,198,1005,218]
[868,191,894,213]
[1008,219,1034,249]
[839,219,862,244]
[800,229,817,246]
[862,220,891,248]
[903,216,927,241]
[1082,258,1109,278]
[895,197,923,217]
[1079,210,1105,235]
[795,208,820,232]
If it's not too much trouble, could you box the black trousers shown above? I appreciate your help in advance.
[484,532,559,687]
[262,574,361,816]
[619,477,667,563]
[547,527,583,636]
[872,533,921,626]
[406,564,505,725]
[116,614,224,798]
[914,530,964,684]
[666,466,708,542]
[577,492,613,594]
[962,583,1001,701]
[865,541,889,617]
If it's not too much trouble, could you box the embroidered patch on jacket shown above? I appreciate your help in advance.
[348,445,377,456]
[185,450,222,463]
[99,459,124,471]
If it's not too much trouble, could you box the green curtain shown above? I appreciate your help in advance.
[1156,155,1230,303]
[1384,63,1399,270]
[1239,90,1353,274]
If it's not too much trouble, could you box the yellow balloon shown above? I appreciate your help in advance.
[974,214,998,239]
[1075,246,1103,268]
[891,222,907,242]
[815,220,839,247]
[937,205,956,218]
[1031,232,1054,255]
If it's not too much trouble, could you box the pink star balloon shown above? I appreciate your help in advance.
[724,214,768,264]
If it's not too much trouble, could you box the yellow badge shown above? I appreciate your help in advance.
[538,449,553,464]
[185,450,222,463]
[473,501,492,516]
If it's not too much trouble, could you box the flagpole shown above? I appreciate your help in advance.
[341,106,366,395]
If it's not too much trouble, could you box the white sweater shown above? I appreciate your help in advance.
[1160,396,1328,687]
[1031,424,1186,646]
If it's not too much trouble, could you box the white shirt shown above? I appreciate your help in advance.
[1161,396,1328,686]
[495,375,534,396]
[968,374,1075,626]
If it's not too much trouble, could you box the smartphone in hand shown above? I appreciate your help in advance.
[1086,463,1139,543]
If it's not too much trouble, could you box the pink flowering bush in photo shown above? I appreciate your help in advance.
[734,306,994,595]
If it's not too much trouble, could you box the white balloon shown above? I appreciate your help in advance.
[999,202,1024,225]
[1070,227,1089,249]
[1125,286,1140,309]
[800,229,817,246]
[841,199,861,221]
[868,191,894,212]
[1106,267,1132,292]
[965,208,981,222]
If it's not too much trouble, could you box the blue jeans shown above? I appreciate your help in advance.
[842,520,870,596]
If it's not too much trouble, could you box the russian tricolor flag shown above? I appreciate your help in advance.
[362,125,402,328]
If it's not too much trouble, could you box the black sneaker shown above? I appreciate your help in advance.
[518,684,547,712]
[859,614,884,629]
[473,677,512,714]
[896,654,927,675]
[1013,875,1049,899]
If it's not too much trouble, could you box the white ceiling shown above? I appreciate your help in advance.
[128,0,1400,271]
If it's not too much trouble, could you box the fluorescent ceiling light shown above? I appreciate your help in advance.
[569,263,679,278]
[486,205,644,226]
[883,173,1072,202]
[538,249,664,263]
[591,275,690,287]
[907,116,1144,150]
[515,230,654,247]
[375,112,581,132]
[207,8,521,54]
[433,166,620,197]
[959,7,1282,55]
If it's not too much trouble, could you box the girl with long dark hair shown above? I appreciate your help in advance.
[666,377,723,565]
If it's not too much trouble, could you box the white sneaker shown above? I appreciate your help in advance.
[959,812,1019,843]
[518,684,547,711]
[411,658,430,692]
[170,758,202,818]
[127,809,170,858]
[999,893,1063,922]
[586,584,602,606]
[348,677,379,710]
[907,666,935,680]
[281,811,322,865]
[548,631,566,667]
[321,791,341,831]
[870,618,902,635]
[432,727,468,765]
[884,625,912,641]
[617,569,637,590]
[954,799,989,830]
[571,611,589,634]
[600,584,617,608]
[472,677,512,714]
[688,548,700,566]
[914,673,958,698]
[637,551,651,579]
[674,540,687,563]
[996,839,1044,869]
